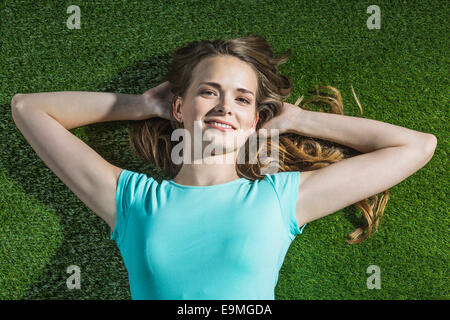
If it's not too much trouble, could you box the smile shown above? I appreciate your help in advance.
[205,121,235,132]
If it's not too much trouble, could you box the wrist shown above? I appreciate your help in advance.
[141,93,160,119]
[281,102,304,134]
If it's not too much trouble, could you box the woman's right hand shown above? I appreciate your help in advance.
[142,81,175,121]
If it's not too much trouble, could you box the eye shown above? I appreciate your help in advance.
[201,90,250,104]
[201,90,215,96]
[238,97,250,104]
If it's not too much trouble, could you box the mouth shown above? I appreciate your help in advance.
[204,120,236,132]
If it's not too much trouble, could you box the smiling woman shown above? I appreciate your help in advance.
[169,54,261,166]
[130,34,436,247]
[11,33,436,300]
[131,35,293,182]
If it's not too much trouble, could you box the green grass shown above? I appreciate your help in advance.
[0,0,448,299]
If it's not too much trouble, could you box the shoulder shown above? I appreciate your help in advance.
[263,170,300,184]
[116,169,159,199]
[262,171,300,203]
[119,169,157,183]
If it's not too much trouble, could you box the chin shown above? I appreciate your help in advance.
[202,128,250,155]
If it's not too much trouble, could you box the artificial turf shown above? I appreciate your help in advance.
[0,0,448,299]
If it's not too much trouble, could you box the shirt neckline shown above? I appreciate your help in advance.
[168,177,248,189]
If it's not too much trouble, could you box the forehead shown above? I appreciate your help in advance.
[191,55,257,90]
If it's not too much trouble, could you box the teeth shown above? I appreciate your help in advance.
[208,121,233,129]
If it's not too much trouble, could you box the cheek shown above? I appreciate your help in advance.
[190,100,210,119]
[181,101,203,122]
[242,110,258,127]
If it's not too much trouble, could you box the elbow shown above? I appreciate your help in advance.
[11,94,27,120]
[422,133,437,155]
[11,93,24,109]
[11,93,27,113]
[416,133,437,163]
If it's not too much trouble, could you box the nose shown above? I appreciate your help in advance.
[213,93,233,115]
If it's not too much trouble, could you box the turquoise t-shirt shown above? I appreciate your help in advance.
[110,169,307,300]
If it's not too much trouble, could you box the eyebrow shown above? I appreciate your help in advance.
[198,82,255,97]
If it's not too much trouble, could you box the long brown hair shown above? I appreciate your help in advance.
[128,34,389,244]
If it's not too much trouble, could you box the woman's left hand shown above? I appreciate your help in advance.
[258,102,302,137]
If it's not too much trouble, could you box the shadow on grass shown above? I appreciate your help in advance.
[1,53,172,299]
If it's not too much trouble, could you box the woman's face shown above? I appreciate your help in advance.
[173,55,259,158]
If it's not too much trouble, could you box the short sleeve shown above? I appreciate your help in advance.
[110,169,150,246]
[265,171,307,240]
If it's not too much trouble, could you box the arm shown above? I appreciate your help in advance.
[12,91,155,130]
[11,91,157,229]
[280,102,436,153]
[274,103,437,226]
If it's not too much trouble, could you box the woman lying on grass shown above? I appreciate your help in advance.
[11,34,437,300]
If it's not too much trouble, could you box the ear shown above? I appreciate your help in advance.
[172,95,183,123]
[253,111,259,127]
[249,111,259,135]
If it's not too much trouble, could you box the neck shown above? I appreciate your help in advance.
[172,152,241,186]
